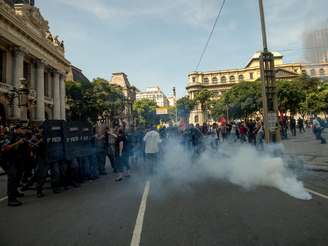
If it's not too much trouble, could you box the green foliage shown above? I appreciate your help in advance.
[133,99,157,127]
[277,79,306,114]
[301,83,328,114]
[176,96,196,119]
[66,78,124,123]
[213,81,262,119]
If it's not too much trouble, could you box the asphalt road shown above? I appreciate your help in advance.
[0,166,328,246]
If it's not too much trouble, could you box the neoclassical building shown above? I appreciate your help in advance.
[109,72,137,128]
[0,0,70,123]
[187,51,328,125]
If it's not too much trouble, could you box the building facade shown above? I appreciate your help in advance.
[136,86,169,107]
[108,72,136,128]
[187,52,328,125]
[0,0,70,123]
[303,26,328,63]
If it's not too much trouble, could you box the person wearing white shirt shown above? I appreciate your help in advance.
[143,127,161,174]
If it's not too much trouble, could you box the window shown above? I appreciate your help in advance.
[302,70,306,74]
[238,75,244,81]
[319,68,325,76]
[212,77,218,84]
[194,115,199,123]
[0,49,5,83]
[310,69,316,76]
[221,76,226,83]
[230,75,235,82]
[192,77,196,83]
[249,72,254,80]
[212,90,220,97]
[203,78,209,84]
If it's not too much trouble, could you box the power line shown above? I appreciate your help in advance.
[195,0,227,71]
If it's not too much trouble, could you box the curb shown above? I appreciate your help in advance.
[304,164,328,172]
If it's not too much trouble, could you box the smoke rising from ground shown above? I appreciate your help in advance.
[153,138,312,200]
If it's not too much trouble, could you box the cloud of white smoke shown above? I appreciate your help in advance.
[154,138,311,200]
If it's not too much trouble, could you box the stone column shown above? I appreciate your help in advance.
[12,47,25,120]
[53,72,61,120]
[59,74,66,120]
[36,60,45,121]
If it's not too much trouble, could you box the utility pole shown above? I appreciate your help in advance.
[173,87,178,124]
[258,0,281,144]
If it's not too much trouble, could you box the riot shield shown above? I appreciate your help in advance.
[42,120,66,163]
[64,121,94,160]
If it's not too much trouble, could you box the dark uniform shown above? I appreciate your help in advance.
[3,129,28,206]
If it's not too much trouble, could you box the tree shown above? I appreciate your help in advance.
[301,84,328,115]
[88,78,125,122]
[215,81,262,119]
[133,99,157,127]
[176,96,196,120]
[277,79,306,115]
[194,89,213,122]
[66,78,125,123]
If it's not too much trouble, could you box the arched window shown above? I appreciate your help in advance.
[238,75,244,81]
[212,77,218,84]
[194,115,199,123]
[310,69,316,76]
[221,76,227,83]
[203,78,209,84]
[319,68,325,76]
[230,75,235,82]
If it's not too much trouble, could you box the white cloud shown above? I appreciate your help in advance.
[265,0,328,50]
[57,0,221,28]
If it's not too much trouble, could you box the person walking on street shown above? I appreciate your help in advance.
[298,117,305,133]
[290,116,297,137]
[115,128,130,181]
[313,116,326,144]
[143,126,161,175]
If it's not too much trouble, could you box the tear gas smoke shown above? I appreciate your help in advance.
[154,138,312,200]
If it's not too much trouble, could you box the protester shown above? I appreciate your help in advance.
[313,116,326,144]
[115,128,130,181]
[290,116,297,137]
[143,126,161,175]
[297,117,305,133]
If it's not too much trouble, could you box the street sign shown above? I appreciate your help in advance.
[156,108,168,115]
[268,112,277,131]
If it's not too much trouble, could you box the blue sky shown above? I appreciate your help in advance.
[38,0,328,97]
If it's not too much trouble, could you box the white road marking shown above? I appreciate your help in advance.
[306,188,328,200]
[130,180,151,246]
[0,196,8,203]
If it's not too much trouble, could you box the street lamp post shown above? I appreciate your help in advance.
[173,87,178,124]
[258,0,281,144]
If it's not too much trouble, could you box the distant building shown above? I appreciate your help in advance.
[66,66,90,85]
[304,27,328,63]
[136,86,169,107]
[108,72,137,128]
[187,51,328,125]
[167,96,176,107]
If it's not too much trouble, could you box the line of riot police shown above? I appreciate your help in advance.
[0,120,138,207]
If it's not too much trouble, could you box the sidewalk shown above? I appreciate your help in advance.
[282,129,328,171]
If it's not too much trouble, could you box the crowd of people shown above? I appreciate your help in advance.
[0,114,326,207]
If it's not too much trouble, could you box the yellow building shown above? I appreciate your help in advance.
[186,52,328,125]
